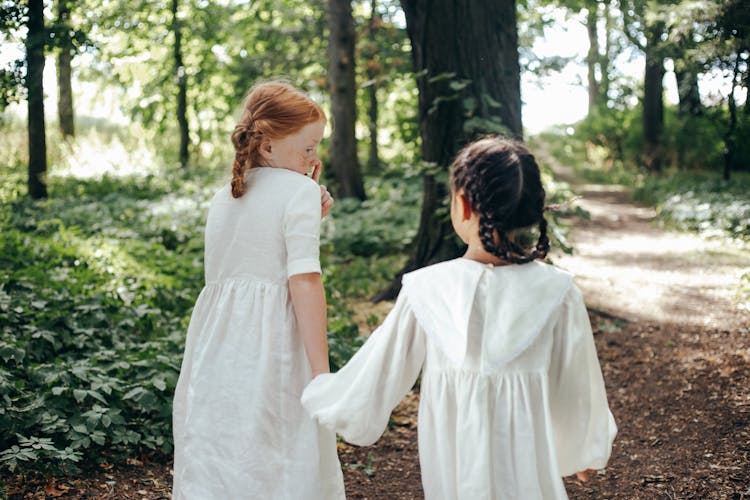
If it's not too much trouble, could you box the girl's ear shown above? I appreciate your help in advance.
[458,192,473,221]
[258,139,273,162]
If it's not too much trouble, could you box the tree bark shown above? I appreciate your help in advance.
[375,0,522,301]
[56,0,75,138]
[675,67,701,116]
[642,25,664,173]
[27,0,47,199]
[586,1,600,114]
[366,0,380,172]
[172,0,189,166]
[328,0,366,200]
[600,0,613,104]
[724,51,741,182]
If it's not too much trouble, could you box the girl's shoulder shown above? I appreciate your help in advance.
[251,168,320,206]
[403,258,574,288]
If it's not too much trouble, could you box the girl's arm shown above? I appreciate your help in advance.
[549,286,617,477]
[301,291,425,446]
[289,272,329,378]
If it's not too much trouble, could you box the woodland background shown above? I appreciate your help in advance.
[1,0,749,497]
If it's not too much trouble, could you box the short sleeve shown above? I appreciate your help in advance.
[549,285,617,476]
[284,180,321,277]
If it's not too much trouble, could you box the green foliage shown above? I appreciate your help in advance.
[0,144,215,473]
[663,107,734,171]
[633,170,750,241]
[321,168,421,256]
[0,124,423,474]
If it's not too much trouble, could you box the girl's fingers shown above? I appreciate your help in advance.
[312,161,322,183]
[320,185,334,218]
[575,469,594,482]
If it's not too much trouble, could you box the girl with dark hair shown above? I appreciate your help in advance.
[302,135,617,499]
[172,81,344,499]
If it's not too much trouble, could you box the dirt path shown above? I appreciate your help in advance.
[549,160,750,330]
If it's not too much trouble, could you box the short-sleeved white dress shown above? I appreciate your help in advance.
[172,167,345,499]
[302,258,617,500]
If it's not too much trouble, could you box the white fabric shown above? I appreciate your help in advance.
[173,167,345,500]
[302,258,617,500]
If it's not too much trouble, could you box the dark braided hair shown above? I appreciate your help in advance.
[450,135,550,264]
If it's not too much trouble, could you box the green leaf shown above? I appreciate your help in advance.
[122,386,147,400]
[88,390,108,405]
[73,389,87,403]
[152,378,166,391]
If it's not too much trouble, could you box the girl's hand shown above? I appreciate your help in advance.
[575,469,595,482]
[311,160,322,183]
[310,161,333,219]
[320,185,334,219]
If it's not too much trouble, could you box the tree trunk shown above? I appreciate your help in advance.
[600,0,613,103]
[586,1,600,114]
[375,0,522,301]
[366,0,380,172]
[675,68,701,116]
[642,26,664,173]
[27,0,47,199]
[328,0,366,200]
[56,0,75,138]
[173,0,189,166]
[744,66,750,116]
[724,51,741,182]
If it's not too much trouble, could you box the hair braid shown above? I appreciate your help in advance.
[229,80,326,198]
[450,135,550,265]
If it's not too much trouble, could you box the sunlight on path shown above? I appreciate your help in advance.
[549,172,750,330]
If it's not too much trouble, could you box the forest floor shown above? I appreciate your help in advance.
[6,163,750,499]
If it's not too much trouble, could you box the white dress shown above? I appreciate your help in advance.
[172,167,345,500]
[302,258,617,500]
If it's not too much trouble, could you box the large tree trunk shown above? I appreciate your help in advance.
[375,0,522,301]
[642,26,664,173]
[366,0,380,172]
[56,0,75,138]
[27,0,47,199]
[172,0,189,166]
[328,0,366,200]
[586,1,600,114]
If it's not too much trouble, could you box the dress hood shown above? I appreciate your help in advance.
[402,259,574,370]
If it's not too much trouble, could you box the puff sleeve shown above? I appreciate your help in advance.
[548,285,618,476]
[301,291,426,446]
[283,180,322,277]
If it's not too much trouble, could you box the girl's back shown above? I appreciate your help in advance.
[406,259,615,499]
[204,167,320,285]
[173,166,342,499]
[303,258,616,499]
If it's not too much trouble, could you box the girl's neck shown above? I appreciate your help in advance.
[462,244,511,267]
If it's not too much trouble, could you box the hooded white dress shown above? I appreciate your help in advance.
[302,258,616,500]
[172,168,345,500]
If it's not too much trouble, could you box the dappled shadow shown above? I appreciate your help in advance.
[551,174,750,329]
